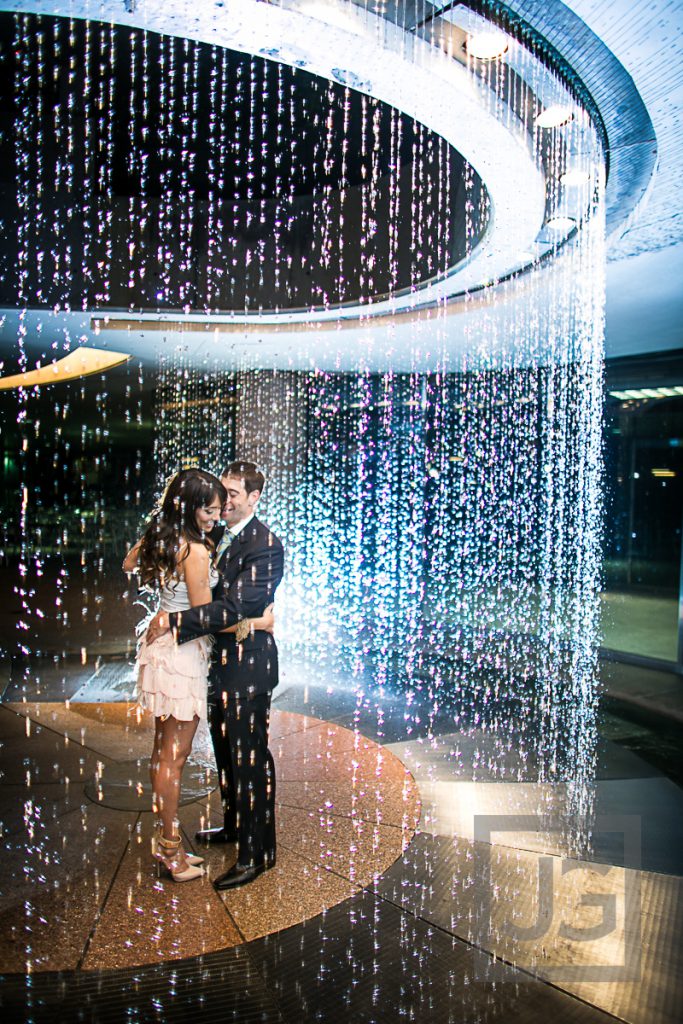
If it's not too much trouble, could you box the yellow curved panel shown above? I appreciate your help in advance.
[0,348,131,390]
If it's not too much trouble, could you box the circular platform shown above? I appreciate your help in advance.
[0,701,420,972]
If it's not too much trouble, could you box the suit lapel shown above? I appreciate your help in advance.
[218,518,253,578]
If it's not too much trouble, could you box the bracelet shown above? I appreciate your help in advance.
[234,619,251,643]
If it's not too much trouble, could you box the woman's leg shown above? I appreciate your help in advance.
[150,715,199,840]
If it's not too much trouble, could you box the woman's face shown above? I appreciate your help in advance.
[195,495,222,535]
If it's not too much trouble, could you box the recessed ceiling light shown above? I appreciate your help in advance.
[545,216,577,232]
[609,386,683,401]
[561,168,591,187]
[465,30,509,60]
[535,104,574,128]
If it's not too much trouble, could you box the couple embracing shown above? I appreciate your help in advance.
[123,461,284,891]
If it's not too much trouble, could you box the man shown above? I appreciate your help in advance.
[147,461,284,889]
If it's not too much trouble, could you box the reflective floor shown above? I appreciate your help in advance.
[601,591,679,663]
[1,657,682,1023]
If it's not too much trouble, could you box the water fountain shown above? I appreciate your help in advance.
[0,0,610,997]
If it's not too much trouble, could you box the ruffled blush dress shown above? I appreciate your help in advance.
[135,566,218,722]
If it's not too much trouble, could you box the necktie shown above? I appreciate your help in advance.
[214,528,235,566]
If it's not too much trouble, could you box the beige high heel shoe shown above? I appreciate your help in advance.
[152,832,204,882]
[152,821,203,867]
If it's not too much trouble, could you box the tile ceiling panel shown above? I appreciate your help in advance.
[565,0,683,259]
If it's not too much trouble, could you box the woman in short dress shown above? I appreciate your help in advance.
[123,468,272,882]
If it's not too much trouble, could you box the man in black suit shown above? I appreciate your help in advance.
[147,461,284,889]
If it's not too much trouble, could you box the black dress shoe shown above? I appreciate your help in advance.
[213,861,273,890]
[195,826,238,845]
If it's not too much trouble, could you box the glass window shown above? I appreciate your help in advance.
[602,355,683,664]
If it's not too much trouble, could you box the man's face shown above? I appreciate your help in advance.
[221,474,260,528]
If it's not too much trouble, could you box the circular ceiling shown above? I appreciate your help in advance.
[0,12,489,314]
[0,0,658,370]
[2,0,561,324]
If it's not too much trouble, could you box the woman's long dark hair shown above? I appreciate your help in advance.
[138,469,227,588]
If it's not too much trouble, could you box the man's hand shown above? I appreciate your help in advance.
[146,611,170,645]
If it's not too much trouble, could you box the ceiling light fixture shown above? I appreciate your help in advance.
[560,168,591,187]
[465,30,509,60]
[545,216,577,232]
[0,347,131,390]
[609,386,683,401]
[535,104,574,128]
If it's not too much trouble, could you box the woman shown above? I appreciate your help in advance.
[123,469,272,882]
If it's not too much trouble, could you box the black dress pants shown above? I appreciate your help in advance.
[208,690,276,868]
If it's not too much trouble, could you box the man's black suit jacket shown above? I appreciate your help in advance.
[168,516,284,697]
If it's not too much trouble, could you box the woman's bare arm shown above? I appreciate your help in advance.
[183,544,213,607]
[147,561,274,643]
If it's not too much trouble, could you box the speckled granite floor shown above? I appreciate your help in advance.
[1,662,682,1024]
[0,701,418,972]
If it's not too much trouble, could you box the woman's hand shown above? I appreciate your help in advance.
[146,611,170,645]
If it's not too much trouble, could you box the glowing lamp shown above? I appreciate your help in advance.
[465,30,509,60]
[545,216,576,232]
[561,168,591,187]
[535,104,574,128]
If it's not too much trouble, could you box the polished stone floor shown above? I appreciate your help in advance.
[0,700,418,972]
[0,656,682,1023]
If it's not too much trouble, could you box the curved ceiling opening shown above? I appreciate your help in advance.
[0,12,489,315]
